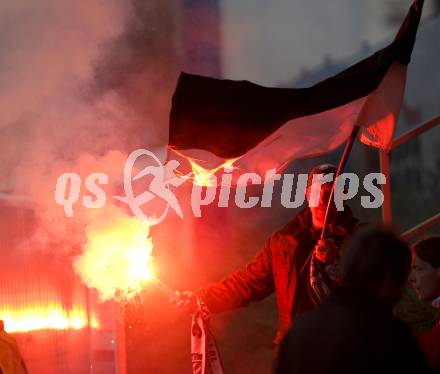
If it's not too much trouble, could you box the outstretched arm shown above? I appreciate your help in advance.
[197,237,275,313]
[172,237,275,314]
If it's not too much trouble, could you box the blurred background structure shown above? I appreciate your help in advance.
[0,1,439,373]
[0,202,121,373]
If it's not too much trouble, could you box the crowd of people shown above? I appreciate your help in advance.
[175,164,440,373]
[275,227,440,373]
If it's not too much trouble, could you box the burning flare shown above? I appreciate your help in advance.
[74,211,155,301]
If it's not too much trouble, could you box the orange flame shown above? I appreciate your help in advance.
[0,305,100,333]
[170,148,239,187]
[74,211,156,301]
[188,158,238,187]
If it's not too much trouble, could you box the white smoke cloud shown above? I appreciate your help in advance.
[0,0,134,190]
[0,0,175,299]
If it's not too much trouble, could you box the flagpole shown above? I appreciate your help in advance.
[320,125,360,240]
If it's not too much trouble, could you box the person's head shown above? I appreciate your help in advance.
[410,236,440,302]
[341,225,411,308]
[305,164,337,225]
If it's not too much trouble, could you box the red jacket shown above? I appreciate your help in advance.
[198,207,358,344]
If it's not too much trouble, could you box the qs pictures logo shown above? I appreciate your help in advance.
[55,149,187,225]
[55,149,387,225]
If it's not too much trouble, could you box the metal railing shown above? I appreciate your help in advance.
[380,114,440,240]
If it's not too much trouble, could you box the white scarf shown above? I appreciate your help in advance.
[191,297,224,374]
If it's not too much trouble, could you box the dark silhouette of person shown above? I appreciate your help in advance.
[409,236,440,370]
[275,225,432,374]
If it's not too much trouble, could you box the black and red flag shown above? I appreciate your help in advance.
[168,0,424,179]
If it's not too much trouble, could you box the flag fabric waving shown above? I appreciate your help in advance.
[168,0,423,177]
